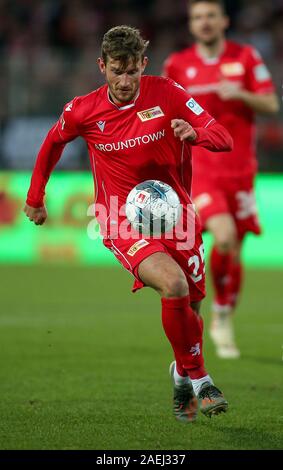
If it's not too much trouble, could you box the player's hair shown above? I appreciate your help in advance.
[188,0,226,13]
[101,25,149,68]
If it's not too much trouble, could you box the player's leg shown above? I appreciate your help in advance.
[206,213,241,358]
[194,187,238,311]
[169,235,228,417]
[228,178,260,312]
[104,237,227,420]
[207,212,237,309]
[138,250,228,420]
[227,239,243,310]
[138,252,206,379]
[138,252,200,422]
[206,176,260,359]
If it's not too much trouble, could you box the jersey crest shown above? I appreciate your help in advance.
[137,106,164,122]
[220,62,245,76]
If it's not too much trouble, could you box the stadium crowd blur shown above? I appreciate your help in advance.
[0,0,282,171]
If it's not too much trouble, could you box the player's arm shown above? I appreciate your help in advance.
[217,47,280,114]
[24,99,80,225]
[217,83,279,114]
[169,81,233,151]
[171,117,233,151]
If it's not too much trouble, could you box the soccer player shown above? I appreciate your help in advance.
[24,26,233,422]
[163,0,279,358]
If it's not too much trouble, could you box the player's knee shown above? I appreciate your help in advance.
[215,234,236,254]
[162,275,189,298]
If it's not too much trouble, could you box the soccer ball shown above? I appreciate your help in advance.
[125,180,181,235]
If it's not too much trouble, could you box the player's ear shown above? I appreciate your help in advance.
[223,15,230,31]
[188,16,194,36]
[97,58,106,74]
[141,56,148,72]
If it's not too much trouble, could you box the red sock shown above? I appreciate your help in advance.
[210,245,232,306]
[198,314,204,335]
[227,261,243,309]
[161,295,207,380]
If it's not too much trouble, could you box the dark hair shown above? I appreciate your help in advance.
[188,0,226,13]
[101,25,149,68]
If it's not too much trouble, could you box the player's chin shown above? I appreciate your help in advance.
[118,94,133,103]
[199,34,219,45]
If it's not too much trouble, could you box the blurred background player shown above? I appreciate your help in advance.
[23,26,233,422]
[163,0,280,359]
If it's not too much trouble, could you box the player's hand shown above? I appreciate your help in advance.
[23,204,48,225]
[217,80,242,101]
[171,119,197,142]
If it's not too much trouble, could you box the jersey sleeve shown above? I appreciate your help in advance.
[167,79,233,151]
[26,98,81,207]
[56,98,81,142]
[244,46,275,94]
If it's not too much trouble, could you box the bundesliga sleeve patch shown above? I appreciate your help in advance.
[186,98,204,115]
[254,64,271,82]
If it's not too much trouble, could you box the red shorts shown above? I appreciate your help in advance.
[103,233,206,303]
[192,174,261,240]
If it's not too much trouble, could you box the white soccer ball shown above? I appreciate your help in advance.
[125,180,181,235]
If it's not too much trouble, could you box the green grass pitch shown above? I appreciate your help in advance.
[0,265,282,450]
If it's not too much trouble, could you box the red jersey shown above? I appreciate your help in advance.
[163,41,275,178]
[26,75,232,237]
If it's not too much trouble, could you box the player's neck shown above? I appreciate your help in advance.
[196,38,226,60]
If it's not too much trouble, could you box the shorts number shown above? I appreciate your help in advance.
[235,190,257,220]
[188,243,205,283]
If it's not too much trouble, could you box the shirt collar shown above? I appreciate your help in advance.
[195,40,227,65]
[107,88,140,110]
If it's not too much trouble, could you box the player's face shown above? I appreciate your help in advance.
[189,2,229,45]
[98,56,148,104]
